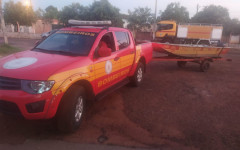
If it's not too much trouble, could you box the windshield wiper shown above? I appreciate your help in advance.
[33,48,54,53]
[33,48,79,56]
[53,50,79,56]
[34,48,48,51]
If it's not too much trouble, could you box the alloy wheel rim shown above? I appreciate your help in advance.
[75,96,83,122]
[137,67,143,82]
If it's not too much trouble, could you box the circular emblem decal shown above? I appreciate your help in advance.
[3,57,38,69]
[105,60,112,74]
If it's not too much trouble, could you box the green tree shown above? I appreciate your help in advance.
[191,5,230,24]
[127,7,153,32]
[58,0,123,27]
[35,8,45,19]
[44,5,59,22]
[225,19,240,35]
[59,3,87,25]
[191,5,232,35]
[4,0,36,26]
[161,2,189,23]
[87,0,123,27]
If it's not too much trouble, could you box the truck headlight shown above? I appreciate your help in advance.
[21,80,55,94]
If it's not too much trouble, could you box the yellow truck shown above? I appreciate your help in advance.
[155,20,223,44]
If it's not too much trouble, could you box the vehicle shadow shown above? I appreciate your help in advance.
[0,114,60,144]
[0,91,167,148]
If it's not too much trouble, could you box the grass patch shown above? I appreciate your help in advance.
[0,44,21,56]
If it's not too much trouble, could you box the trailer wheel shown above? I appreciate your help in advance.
[177,61,187,68]
[200,60,210,72]
[56,85,86,133]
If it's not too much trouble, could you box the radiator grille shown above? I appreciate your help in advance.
[0,76,21,90]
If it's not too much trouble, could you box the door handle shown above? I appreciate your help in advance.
[114,57,120,61]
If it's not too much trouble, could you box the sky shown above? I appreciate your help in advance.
[3,0,240,20]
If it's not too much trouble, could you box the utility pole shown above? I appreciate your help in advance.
[197,4,200,13]
[0,0,8,44]
[155,0,158,21]
[153,0,158,40]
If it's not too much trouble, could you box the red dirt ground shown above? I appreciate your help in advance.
[0,49,239,150]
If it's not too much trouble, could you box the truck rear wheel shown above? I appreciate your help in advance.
[56,85,86,133]
[130,62,144,87]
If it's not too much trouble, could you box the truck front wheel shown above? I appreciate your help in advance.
[130,62,144,87]
[56,85,86,133]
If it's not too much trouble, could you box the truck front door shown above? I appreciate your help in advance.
[93,32,122,93]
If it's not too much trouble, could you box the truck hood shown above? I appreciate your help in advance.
[0,50,85,80]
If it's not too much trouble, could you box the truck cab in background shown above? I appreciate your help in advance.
[155,20,177,43]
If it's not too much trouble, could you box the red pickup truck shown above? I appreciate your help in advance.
[0,20,152,132]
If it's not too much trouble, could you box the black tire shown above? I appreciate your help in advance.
[177,61,187,68]
[200,60,210,72]
[130,62,144,87]
[56,85,86,133]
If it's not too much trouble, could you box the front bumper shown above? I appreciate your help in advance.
[0,90,63,120]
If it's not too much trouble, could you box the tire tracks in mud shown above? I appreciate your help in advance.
[62,91,196,150]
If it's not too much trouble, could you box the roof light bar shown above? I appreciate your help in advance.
[68,20,112,26]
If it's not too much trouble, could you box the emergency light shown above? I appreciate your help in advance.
[68,20,112,26]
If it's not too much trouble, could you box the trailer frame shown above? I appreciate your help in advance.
[152,56,231,72]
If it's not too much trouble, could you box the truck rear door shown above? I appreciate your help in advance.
[113,31,135,81]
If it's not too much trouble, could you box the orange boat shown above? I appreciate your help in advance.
[152,43,230,58]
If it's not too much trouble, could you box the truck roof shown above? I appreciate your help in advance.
[158,20,222,27]
[158,20,176,24]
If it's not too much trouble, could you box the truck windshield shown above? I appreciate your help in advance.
[157,24,173,31]
[34,31,97,56]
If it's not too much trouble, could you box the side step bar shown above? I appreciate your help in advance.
[95,78,129,101]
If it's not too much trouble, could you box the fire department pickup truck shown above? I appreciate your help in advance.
[0,20,152,132]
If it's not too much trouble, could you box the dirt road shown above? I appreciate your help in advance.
[0,38,240,150]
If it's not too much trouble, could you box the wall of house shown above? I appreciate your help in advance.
[0,32,41,39]
[230,35,240,44]
[0,19,54,39]
[5,20,52,34]
[33,20,52,34]
[136,32,153,41]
